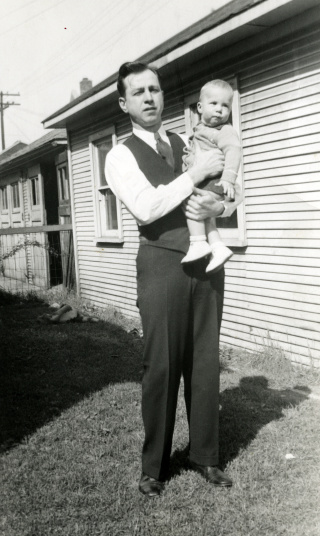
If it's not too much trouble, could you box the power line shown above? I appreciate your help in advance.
[20,0,163,94]
[18,107,46,118]
[0,92,20,150]
[19,0,130,91]
[9,108,43,129]
[6,114,32,143]
[3,0,42,20]
[1,0,65,37]
[22,0,167,96]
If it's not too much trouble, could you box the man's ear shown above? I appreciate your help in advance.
[119,97,128,113]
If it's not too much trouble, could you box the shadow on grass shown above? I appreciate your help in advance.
[170,376,310,477]
[0,297,143,453]
[0,292,311,475]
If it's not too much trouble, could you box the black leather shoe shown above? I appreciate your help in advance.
[138,473,164,497]
[189,461,232,487]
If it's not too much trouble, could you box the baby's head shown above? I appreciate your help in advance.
[197,80,233,127]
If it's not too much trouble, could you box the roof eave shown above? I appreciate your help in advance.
[0,140,67,176]
[43,0,319,129]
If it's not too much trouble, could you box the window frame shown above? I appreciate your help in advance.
[10,180,23,226]
[184,76,247,247]
[27,166,45,225]
[57,163,70,202]
[29,175,41,207]
[11,181,21,210]
[89,126,123,244]
[0,184,10,228]
[0,185,8,211]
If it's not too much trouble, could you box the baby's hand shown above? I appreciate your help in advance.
[218,180,235,200]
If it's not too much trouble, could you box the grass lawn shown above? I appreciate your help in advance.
[1,291,320,536]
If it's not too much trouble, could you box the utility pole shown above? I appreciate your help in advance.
[0,92,20,151]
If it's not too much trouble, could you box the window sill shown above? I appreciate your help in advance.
[224,238,247,248]
[94,236,124,245]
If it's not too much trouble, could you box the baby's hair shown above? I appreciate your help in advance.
[199,79,233,100]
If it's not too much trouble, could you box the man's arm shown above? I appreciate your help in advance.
[105,143,224,225]
[184,184,243,220]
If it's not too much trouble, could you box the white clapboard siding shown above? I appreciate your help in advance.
[79,278,137,299]
[69,118,141,318]
[225,278,320,306]
[222,304,320,339]
[240,34,320,92]
[219,23,320,366]
[245,174,319,190]
[227,260,319,278]
[244,162,320,181]
[226,266,320,291]
[224,291,320,317]
[221,329,318,367]
[243,136,320,160]
[222,321,320,357]
[246,211,320,223]
[242,117,320,145]
[246,220,320,231]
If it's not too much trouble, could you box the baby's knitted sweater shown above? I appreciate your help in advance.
[187,122,241,185]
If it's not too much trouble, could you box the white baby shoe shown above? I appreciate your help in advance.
[181,241,212,263]
[206,243,233,273]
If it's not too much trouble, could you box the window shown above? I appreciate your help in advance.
[11,182,20,209]
[0,186,8,210]
[184,76,247,247]
[57,165,69,201]
[90,127,123,242]
[30,176,40,206]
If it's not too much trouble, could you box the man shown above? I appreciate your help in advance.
[105,62,235,497]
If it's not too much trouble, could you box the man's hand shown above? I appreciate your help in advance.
[183,188,224,220]
[188,150,224,186]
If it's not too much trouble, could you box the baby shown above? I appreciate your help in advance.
[182,79,242,273]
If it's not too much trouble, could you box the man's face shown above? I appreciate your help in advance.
[119,69,164,132]
[197,86,233,127]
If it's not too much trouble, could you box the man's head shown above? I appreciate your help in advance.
[197,80,233,127]
[117,62,164,132]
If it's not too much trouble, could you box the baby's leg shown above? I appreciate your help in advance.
[181,218,212,264]
[206,217,222,245]
[205,218,233,274]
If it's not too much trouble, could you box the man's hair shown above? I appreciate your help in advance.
[117,62,161,97]
[199,79,234,100]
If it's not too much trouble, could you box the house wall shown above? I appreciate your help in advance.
[0,168,48,287]
[69,13,320,366]
[69,121,139,315]
[0,154,67,288]
[223,23,320,367]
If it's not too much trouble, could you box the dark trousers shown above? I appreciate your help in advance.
[136,245,224,480]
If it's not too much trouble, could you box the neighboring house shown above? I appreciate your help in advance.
[0,129,75,289]
[0,141,28,161]
[43,0,320,367]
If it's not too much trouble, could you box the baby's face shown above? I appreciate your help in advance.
[197,86,233,127]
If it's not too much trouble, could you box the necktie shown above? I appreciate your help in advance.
[154,132,175,169]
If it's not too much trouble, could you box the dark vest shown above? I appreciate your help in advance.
[124,132,189,253]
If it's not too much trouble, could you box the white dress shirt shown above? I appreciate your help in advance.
[105,126,194,226]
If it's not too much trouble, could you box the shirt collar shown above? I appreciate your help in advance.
[132,125,169,150]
